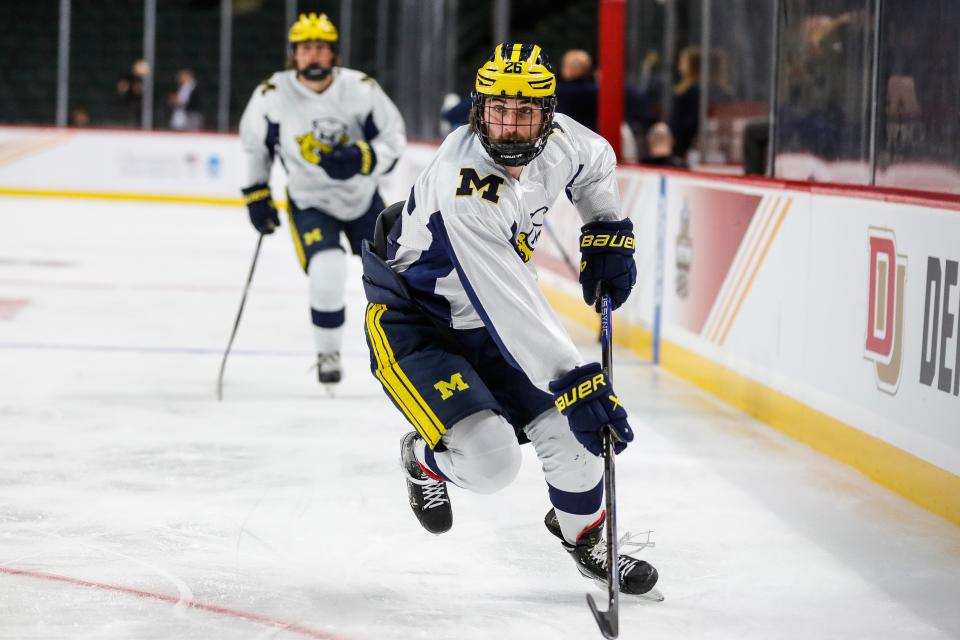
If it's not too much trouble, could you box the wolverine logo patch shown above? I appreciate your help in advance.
[296,117,348,164]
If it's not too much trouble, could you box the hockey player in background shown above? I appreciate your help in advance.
[361,44,660,597]
[239,13,406,386]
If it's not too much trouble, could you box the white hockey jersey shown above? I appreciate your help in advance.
[389,113,621,390]
[239,68,406,220]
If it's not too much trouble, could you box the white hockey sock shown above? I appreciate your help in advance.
[525,408,605,544]
[307,249,346,354]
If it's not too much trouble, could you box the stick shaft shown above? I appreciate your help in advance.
[216,233,264,401]
[599,292,620,615]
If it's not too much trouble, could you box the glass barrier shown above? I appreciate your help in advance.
[152,0,223,132]
[3,0,957,196]
[701,1,773,167]
[773,0,875,184]
[624,0,704,162]
[624,0,669,144]
[229,1,287,132]
[0,0,60,125]
[875,0,960,194]
[68,0,145,129]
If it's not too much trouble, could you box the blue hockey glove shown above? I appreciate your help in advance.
[549,363,634,456]
[318,141,377,180]
[579,219,637,310]
[241,183,279,234]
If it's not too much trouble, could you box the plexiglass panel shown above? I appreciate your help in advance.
[68,0,145,129]
[0,0,60,125]
[875,0,960,194]
[773,0,874,183]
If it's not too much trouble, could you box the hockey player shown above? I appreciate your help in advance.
[361,44,659,596]
[239,13,406,385]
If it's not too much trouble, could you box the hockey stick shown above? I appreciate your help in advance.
[542,219,580,278]
[216,233,264,401]
[586,290,621,639]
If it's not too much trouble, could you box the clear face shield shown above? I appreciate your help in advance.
[472,94,557,166]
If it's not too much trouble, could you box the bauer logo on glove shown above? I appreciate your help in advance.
[579,218,637,310]
[580,232,635,250]
[553,371,607,411]
[241,183,279,234]
[549,363,634,456]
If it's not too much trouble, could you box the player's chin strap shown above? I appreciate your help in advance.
[300,64,332,82]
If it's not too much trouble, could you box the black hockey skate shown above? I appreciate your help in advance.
[316,352,342,385]
[400,432,452,534]
[545,508,661,598]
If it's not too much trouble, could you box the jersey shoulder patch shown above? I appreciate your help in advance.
[258,79,277,96]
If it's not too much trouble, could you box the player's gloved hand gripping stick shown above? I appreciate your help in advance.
[242,184,279,234]
[317,141,377,180]
[578,219,636,310]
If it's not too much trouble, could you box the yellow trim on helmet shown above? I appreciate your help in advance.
[288,12,338,44]
[475,43,555,98]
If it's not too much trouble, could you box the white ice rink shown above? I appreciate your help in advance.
[1,196,959,640]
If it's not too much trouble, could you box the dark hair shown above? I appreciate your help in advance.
[286,41,339,70]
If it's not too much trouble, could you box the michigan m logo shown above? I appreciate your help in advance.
[434,373,470,400]
[303,228,323,246]
[455,168,505,204]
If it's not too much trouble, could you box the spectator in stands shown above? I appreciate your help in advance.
[116,59,149,127]
[778,11,866,160]
[640,122,687,168]
[625,50,664,144]
[668,46,702,161]
[555,49,598,131]
[168,68,203,130]
[69,108,90,128]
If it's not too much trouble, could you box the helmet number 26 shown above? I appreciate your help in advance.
[503,61,523,74]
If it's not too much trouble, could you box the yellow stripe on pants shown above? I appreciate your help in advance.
[287,209,307,270]
[365,303,445,446]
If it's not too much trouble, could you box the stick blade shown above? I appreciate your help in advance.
[586,593,618,639]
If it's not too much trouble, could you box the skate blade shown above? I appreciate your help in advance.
[630,586,664,602]
[322,384,337,398]
[590,578,664,602]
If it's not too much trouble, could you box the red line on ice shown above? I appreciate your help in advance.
[0,567,346,640]
[0,298,28,320]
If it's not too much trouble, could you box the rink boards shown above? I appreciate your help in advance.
[1,126,957,526]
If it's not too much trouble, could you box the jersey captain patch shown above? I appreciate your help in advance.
[455,168,505,204]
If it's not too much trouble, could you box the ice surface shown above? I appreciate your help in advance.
[1,197,958,639]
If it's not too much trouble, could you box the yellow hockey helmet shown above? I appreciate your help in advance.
[288,12,338,45]
[472,43,557,166]
[475,43,556,97]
